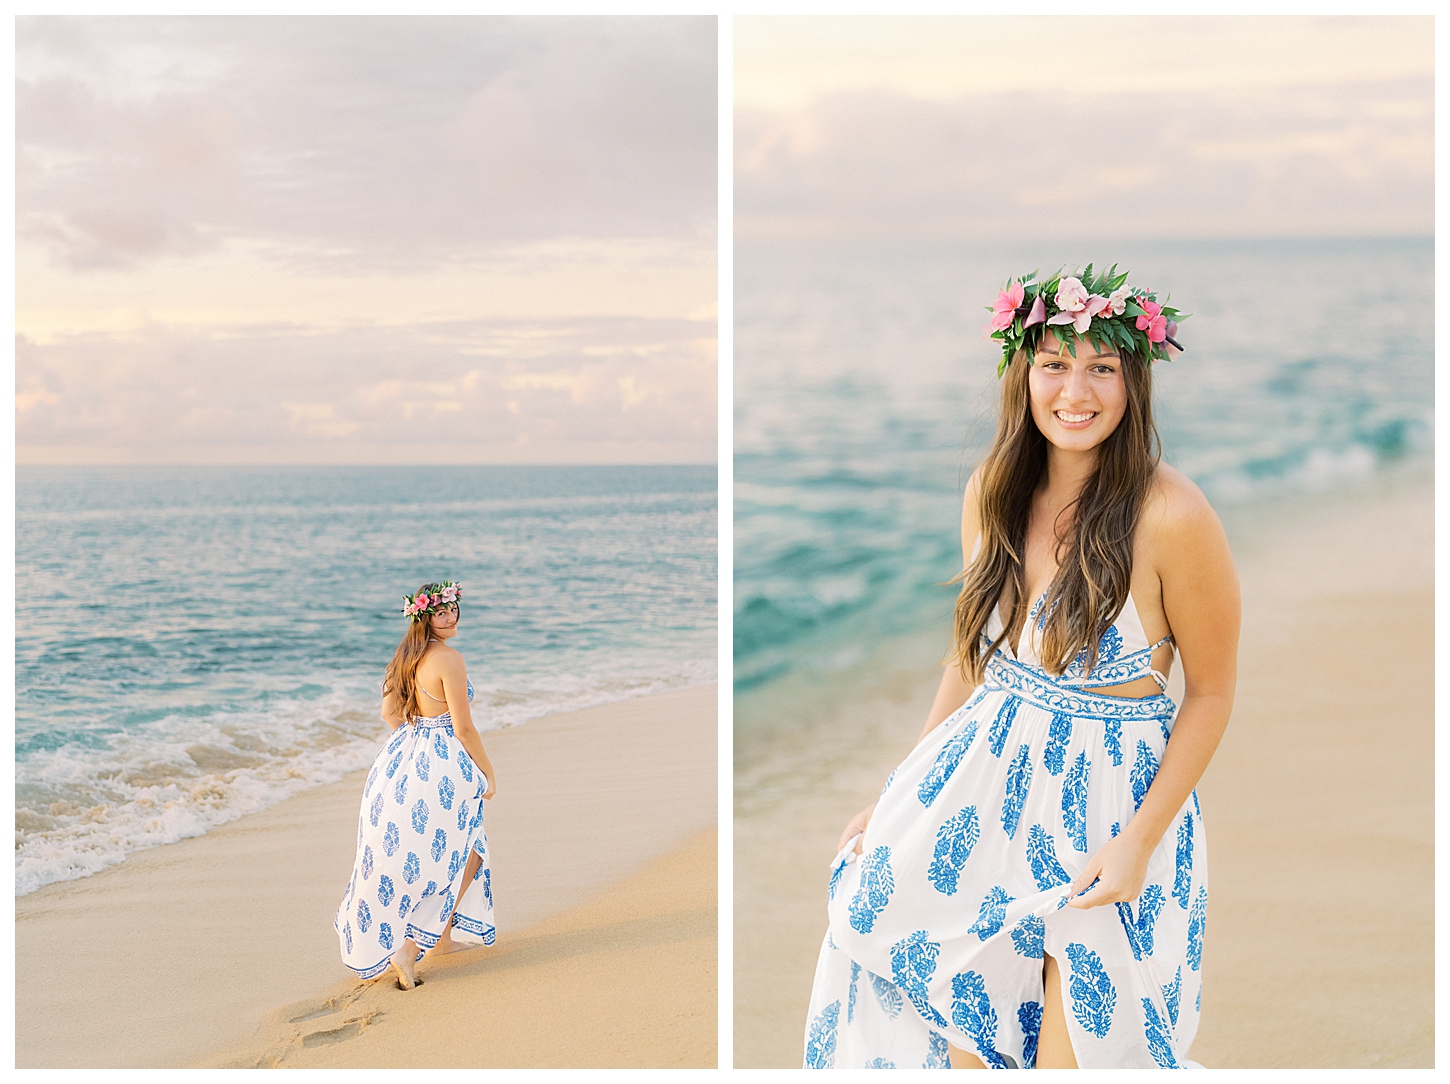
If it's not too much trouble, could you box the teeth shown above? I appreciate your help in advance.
[1056,411,1095,423]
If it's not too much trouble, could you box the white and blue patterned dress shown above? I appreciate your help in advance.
[336,678,495,979]
[804,593,1207,1069]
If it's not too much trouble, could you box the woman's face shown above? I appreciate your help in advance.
[1027,332,1128,454]
[429,604,460,637]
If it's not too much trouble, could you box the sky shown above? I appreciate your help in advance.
[17,16,717,465]
[735,15,1433,242]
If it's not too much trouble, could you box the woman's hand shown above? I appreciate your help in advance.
[837,801,877,855]
[1066,831,1154,909]
[481,773,496,800]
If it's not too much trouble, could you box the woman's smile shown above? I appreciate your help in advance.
[1027,331,1128,451]
[1052,408,1098,428]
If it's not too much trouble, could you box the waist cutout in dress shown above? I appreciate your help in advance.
[984,654,1175,723]
[986,589,1175,697]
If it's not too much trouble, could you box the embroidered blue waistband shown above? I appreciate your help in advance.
[1057,644,1159,688]
[985,655,1174,722]
[410,716,455,732]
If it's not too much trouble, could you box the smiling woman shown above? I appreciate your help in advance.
[804,266,1240,1070]
[1031,342,1127,436]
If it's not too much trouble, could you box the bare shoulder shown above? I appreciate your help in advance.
[1141,465,1232,569]
[419,643,467,677]
[962,466,984,511]
[961,465,984,559]
[1143,465,1220,534]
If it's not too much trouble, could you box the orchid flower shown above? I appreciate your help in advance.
[1047,294,1110,333]
[1053,277,1089,313]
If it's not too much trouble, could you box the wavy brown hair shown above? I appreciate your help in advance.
[951,342,1160,683]
[384,587,458,721]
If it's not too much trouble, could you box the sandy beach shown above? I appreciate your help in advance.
[734,477,1432,1068]
[16,682,718,1069]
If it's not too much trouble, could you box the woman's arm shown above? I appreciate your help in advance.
[1069,476,1240,908]
[837,471,984,851]
[917,466,985,745]
[437,650,498,799]
[381,681,406,731]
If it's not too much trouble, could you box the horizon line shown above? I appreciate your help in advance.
[16,460,719,469]
[732,229,1434,245]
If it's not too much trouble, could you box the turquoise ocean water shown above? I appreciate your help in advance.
[735,238,1432,779]
[16,465,716,895]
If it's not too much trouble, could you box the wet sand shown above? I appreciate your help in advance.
[16,683,718,1069]
[734,479,1432,1068]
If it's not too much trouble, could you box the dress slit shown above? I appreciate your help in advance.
[804,605,1205,1069]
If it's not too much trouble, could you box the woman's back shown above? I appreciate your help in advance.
[411,643,474,720]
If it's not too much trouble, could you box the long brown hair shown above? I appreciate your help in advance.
[385,586,447,722]
[952,343,1160,682]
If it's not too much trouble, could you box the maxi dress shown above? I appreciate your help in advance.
[336,678,495,979]
[804,591,1207,1070]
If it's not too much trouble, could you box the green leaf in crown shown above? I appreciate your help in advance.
[402,580,463,621]
[983,264,1187,376]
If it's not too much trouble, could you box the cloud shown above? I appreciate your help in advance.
[736,78,1432,241]
[735,15,1433,111]
[17,15,717,271]
[16,315,717,464]
[14,17,718,466]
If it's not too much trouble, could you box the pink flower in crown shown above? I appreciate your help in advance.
[1054,277,1089,314]
[1105,286,1131,317]
[1136,299,1167,343]
[440,585,459,602]
[984,281,1025,334]
[1046,278,1109,334]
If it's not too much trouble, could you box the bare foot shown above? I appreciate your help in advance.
[424,933,474,957]
[391,939,420,989]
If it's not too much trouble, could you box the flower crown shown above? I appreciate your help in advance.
[402,581,462,621]
[984,264,1186,377]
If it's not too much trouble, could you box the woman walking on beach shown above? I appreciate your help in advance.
[337,581,497,990]
[804,267,1239,1069]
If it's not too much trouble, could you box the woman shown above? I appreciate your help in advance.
[336,581,497,990]
[803,267,1239,1069]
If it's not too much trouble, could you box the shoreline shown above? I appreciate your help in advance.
[17,675,717,902]
[16,682,717,1069]
[734,478,1432,1068]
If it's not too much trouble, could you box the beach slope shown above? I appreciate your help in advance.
[16,683,717,1069]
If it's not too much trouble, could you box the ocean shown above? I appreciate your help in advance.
[15,464,717,896]
[734,237,1433,794]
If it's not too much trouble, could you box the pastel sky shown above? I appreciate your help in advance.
[736,15,1432,241]
[17,16,717,465]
